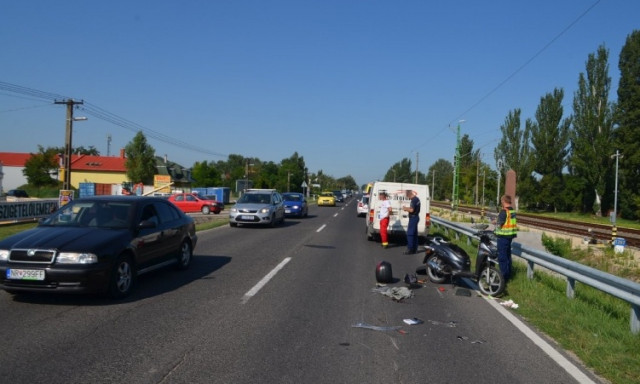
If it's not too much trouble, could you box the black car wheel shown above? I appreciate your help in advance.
[176,240,192,270]
[109,254,134,299]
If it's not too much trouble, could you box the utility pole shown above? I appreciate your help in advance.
[431,170,435,200]
[55,99,84,190]
[451,120,464,211]
[106,134,112,156]
[415,152,419,184]
[475,153,480,206]
[496,159,503,208]
[611,150,623,243]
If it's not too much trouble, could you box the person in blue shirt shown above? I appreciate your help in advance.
[402,190,421,254]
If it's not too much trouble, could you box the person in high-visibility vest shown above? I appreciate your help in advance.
[494,194,517,280]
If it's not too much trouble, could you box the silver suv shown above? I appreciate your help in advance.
[229,189,285,227]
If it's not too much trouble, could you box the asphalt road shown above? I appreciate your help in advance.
[0,198,601,384]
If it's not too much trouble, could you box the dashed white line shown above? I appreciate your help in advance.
[241,257,291,304]
[317,224,327,232]
[333,213,339,217]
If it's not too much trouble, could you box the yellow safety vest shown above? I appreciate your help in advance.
[495,209,517,237]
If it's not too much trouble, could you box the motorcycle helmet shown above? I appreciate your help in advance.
[375,261,393,283]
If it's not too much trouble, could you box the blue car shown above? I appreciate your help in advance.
[282,192,308,218]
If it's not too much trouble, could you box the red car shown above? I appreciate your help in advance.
[168,193,222,215]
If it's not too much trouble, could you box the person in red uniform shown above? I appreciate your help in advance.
[378,192,392,248]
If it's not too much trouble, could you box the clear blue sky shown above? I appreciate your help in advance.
[1,0,638,187]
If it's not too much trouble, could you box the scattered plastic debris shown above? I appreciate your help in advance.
[499,299,519,309]
[372,286,414,301]
[352,322,402,332]
[428,320,457,328]
[403,318,424,325]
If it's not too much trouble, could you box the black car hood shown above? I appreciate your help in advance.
[0,226,128,253]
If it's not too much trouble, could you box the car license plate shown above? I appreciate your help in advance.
[285,209,291,213]
[6,268,45,281]
[241,215,254,220]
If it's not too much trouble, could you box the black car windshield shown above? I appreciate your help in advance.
[283,194,301,201]
[238,193,271,204]
[43,201,133,229]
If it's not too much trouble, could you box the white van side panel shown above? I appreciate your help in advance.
[365,182,430,241]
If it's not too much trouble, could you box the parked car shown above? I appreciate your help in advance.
[168,193,222,214]
[229,189,285,227]
[202,195,225,211]
[0,196,198,298]
[332,190,344,203]
[356,194,370,217]
[282,192,308,218]
[5,189,29,198]
[317,191,336,207]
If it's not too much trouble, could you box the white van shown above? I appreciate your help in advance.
[365,182,431,242]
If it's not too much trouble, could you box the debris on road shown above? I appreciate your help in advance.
[403,318,424,325]
[428,320,457,328]
[372,286,414,301]
[352,322,402,332]
[499,299,519,309]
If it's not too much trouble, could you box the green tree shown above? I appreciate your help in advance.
[191,160,222,187]
[124,131,156,185]
[22,146,60,188]
[385,158,413,182]
[50,145,100,156]
[494,108,534,205]
[615,30,640,219]
[529,88,572,212]
[278,152,306,192]
[569,45,616,215]
[337,175,358,191]
[426,159,453,201]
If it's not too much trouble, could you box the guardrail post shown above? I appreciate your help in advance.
[632,305,640,335]
[527,260,535,279]
[566,277,575,299]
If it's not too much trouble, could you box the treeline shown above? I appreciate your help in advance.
[383,30,640,220]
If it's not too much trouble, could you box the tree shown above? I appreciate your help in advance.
[426,159,453,201]
[384,158,413,182]
[22,146,59,187]
[50,145,100,156]
[569,45,616,215]
[191,160,222,187]
[494,109,534,204]
[278,152,307,192]
[529,88,572,212]
[124,131,156,185]
[615,30,640,219]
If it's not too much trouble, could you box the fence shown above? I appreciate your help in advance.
[431,216,640,334]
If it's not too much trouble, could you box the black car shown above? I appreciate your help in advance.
[0,196,197,298]
[6,189,29,198]
[332,190,344,203]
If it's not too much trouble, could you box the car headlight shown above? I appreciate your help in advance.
[259,207,271,214]
[230,208,237,213]
[292,205,300,209]
[56,252,98,264]
[0,249,9,261]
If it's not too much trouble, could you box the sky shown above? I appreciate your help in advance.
[1,0,638,187]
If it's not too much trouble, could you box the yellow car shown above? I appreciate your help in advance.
[317,191,336,206]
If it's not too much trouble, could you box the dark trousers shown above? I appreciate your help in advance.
[497,236,513,280]
[406,216,419,251]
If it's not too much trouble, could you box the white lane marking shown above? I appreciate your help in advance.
[242,257,291,304]
[463,278,597,384]
[333,213,339,217]
[317,224,327,232]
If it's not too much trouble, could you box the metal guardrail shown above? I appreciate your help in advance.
[431,216,640,334]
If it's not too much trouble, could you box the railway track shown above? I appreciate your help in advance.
[431,201,640,248]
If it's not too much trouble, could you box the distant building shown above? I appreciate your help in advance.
[0,150,194,192]
[0,152,32,191]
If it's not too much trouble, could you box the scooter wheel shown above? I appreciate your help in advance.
[426,255,448,284]
[477,266,505,296]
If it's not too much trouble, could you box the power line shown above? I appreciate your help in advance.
[0,80,228,159]
[412,0,601,153]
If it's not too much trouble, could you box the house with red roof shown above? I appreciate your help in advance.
[0,152,33,192]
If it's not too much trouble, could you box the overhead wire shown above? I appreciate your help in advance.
[411,0,602,153]
[0,80,228,158]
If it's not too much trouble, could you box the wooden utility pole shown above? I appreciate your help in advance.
[55,99,84,190]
